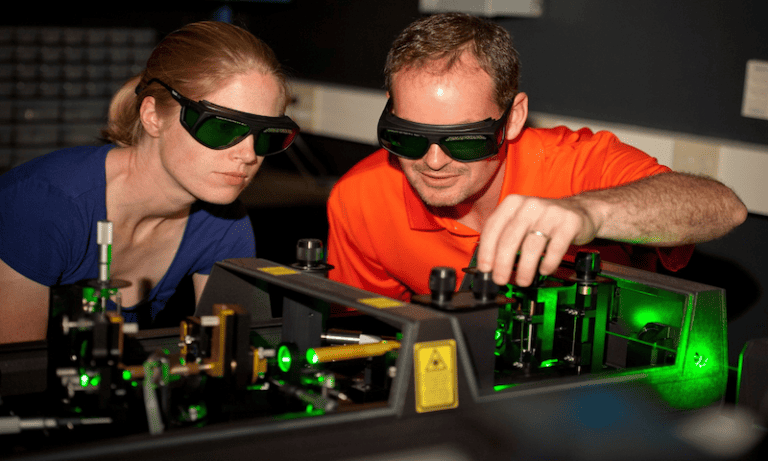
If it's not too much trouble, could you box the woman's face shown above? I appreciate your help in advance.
[156,70,284,205]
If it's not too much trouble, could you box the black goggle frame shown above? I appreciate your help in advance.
[377,98,513,162]
[138,78,299,155]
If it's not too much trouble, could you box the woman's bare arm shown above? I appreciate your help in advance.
[0,258,50,344]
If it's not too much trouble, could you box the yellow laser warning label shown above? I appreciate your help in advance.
[414,339,458,413]
[258,266,299,276]
[357,297,403,309]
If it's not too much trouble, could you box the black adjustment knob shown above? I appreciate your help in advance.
[296,238,324,268]
[472,271,499,303]
[291,238,333,276]
[429,267,456,306]
[574,250,601,282]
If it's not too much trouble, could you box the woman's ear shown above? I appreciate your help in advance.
[139,96,163,138]
[505,92,529,141]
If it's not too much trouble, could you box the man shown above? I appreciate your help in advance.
[326,13,746,300]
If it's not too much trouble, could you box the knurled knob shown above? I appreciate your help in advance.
[429,267,456,305]
[472,271,499,303]
[574,250,601,282]
[296,238,324,267]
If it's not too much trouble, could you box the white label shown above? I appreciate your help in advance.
[742,60,768,121]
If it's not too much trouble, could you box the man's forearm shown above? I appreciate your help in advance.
[576,172,748,246]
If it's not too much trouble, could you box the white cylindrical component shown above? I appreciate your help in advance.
[18,418,57,430]
[200,315,220,327]
[97,220,113,283]
[97,220,113,245]
[0,416,22,434]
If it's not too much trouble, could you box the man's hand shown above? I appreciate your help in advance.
[474,172,748,288]
[475,195,602,287]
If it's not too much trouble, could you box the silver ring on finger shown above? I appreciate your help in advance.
[529,230,550,241]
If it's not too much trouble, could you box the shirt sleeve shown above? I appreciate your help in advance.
[327,183,409,300]
[546,127,671,192]
[0,175,89,286]
[599,132,671,186]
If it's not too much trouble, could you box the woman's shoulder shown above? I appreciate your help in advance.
[0,146,113,286]
[1,145,112,199]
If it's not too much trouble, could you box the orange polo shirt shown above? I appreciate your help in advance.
[327,126,693,300]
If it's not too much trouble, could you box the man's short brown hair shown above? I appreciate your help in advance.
[384,13,520,109]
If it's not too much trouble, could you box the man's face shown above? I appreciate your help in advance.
[391,55,506,208]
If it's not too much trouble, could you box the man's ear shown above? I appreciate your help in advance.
[505,92,529,141]
[139,96,163,138]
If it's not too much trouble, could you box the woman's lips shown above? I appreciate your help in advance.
[218,172,248,185]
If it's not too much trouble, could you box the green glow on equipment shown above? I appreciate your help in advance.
[603,282,727,410]
[492,270,728,412]
[306,349,319,365]
[736,344,747,404]
[493,383,519,391]
[278,345,293,373]
[539,358,558,368]
[78,372,101,387]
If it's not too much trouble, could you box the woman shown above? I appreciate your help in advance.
[0,21,299,343]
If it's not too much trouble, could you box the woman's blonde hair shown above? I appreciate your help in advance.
[102,21,288,147]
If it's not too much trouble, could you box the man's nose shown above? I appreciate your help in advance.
[422,144,452,170]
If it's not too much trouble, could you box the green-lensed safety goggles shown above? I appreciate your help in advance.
[139,79,299,155]
[377,98,512,162]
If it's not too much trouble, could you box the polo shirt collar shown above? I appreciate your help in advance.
[399,143,513,234]
[401,175,479,237]
[403,175,443,230]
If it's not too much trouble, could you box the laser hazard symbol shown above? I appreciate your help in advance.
[414,339,458,413]
[425,349,448,372]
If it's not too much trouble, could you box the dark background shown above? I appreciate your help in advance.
[13,0,768,145]
[6,0,767,367]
